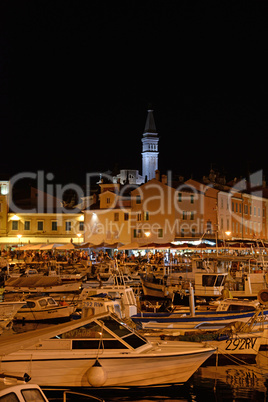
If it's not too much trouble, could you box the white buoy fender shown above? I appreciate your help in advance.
[86,360,107,387]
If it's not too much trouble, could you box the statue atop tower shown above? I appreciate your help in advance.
[141,109,159,181]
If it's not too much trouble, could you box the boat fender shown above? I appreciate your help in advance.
[86,359,107,387]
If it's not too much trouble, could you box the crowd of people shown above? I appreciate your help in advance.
[0,246,189,267]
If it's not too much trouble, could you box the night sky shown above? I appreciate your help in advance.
[1,1,268,186]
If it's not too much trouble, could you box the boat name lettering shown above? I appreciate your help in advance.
[84,301,104,308]
[62,329,100,339]
[225,337,257,351]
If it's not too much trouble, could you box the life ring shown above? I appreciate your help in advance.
[257,289,268,306]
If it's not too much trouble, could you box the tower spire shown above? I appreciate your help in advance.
[144,109,157,134]
[141,109,159,181]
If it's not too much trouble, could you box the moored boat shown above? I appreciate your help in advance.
[13,296,76,322]
[131,297,268,332]
[0,312,216,387]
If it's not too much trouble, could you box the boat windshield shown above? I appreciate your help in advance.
[51,315,147,350]
[22,301,36,308]
[47,298,57,305]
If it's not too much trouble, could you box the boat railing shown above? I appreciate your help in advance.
[43,389,105,402]
[63,390,105,402]
[137,299,160,316]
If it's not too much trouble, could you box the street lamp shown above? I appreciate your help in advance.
[225,231,231,254]
[17,234,22,247]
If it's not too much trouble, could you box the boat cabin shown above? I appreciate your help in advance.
[81,295,122,318]
[80,285,137,318]
[20,296,58,310]
[215,298,260,312]
[194,272,227,297]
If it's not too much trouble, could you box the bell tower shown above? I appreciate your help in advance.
[141,109,159,181]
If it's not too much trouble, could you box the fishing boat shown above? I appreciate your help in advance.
[0,312,216,387]
[50,273,138,319]
[141,316,264,364]
[140,255,268,300]
[0,301,26,333]
[13,296,76,322]
[131,296,268,332]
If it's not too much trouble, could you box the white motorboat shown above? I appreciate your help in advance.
[0,301,26,333]
[0,312,216,387]
[0,383,49,402]
[0,381,105,402]
[14,296,76,321]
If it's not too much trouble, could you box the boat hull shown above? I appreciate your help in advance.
[0,346,215,387]
[132,309,268,330]
[14,305,76,321]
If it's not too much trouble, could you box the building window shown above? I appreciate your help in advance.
[65,221,71,231]
[24,221,30,231]
[136,195,141,204]
[158,228,163,238]
[124,213,129,221]
[114,212,119,221]
[37,221,44,231]
[137,213,142,221]
[144,211,149,221]
[182,211,187,220]
[133,229,142,238]
[52,221,58,231]
[190,195,194,204]
[191,228,195,237]
[79,222,84,231]
[12,221,18,231]
[178,193,182,202]
[190,211,194,220]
